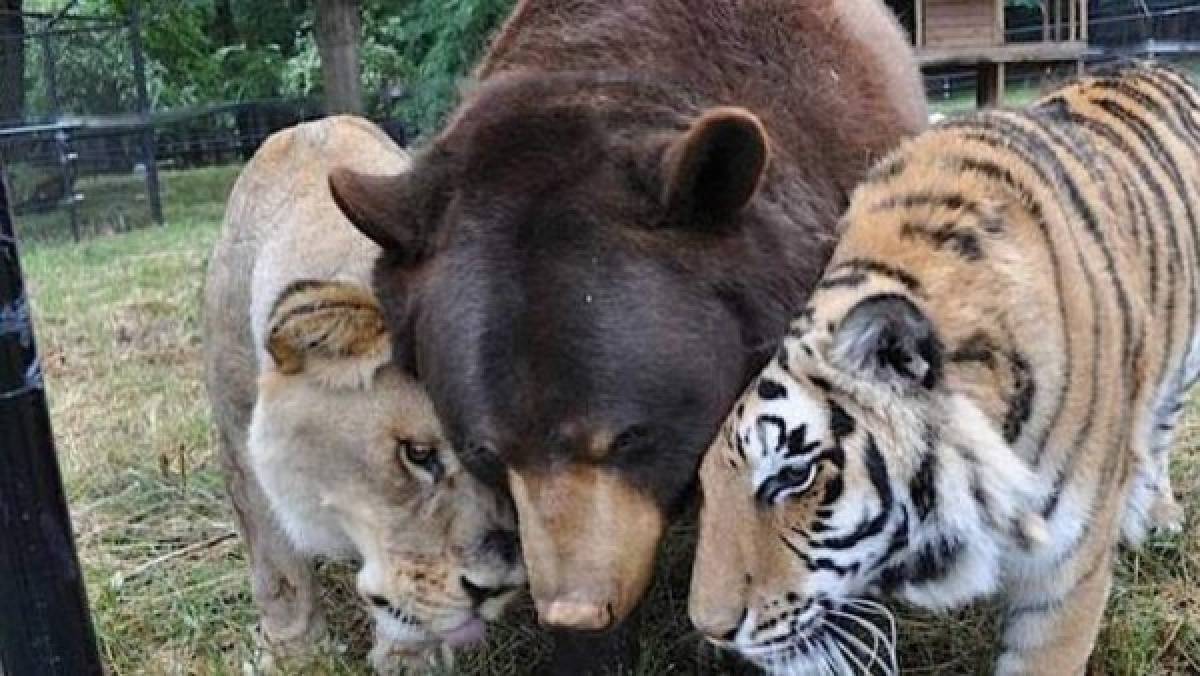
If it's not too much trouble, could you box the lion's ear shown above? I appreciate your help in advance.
[661,107,769,231]
[265,279,391,388]
[329,167,430,264]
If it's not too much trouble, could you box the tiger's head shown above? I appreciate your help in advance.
[690,288,1047,673]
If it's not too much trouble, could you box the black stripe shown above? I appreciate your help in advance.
[948,330,998,368]
[941,122,1079,468]
[1130,70,1200,144]
[908,450,937,521]
[1093,95,1200,386]
[863,434,893,513]
[864,154,908,184]
[757,378,787,400]
[1003,350,1036,444]
[899,220,984,261]
[816,271,867,291]
[827,258,922,294]
[270,299,379,333]
[870,192,981,218]
[267,278,332,324]
[907,536,965,585]
[1082,95,1197,471]
[1096,76,1200,146]
[989,111,1109,497]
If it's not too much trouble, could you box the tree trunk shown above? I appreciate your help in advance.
[212,0,237,47]
[0,0,24,125]
[314,0,362,115]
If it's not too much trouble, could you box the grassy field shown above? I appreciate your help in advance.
[15,158,1200,672]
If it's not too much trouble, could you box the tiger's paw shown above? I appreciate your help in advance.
[1149,492,1185,535]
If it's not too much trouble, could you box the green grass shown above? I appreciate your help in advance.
[16,143,1200,672]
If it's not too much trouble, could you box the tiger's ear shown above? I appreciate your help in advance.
[265,279,391,389]
[329,167,432,265]
[832,294,943,389]
[660,107,769,231]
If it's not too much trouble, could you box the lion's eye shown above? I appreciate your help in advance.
[398,441,444,482]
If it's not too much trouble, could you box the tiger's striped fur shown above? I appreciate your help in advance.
[689,62,1197,675]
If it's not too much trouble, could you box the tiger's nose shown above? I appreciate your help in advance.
[691,606,747,643]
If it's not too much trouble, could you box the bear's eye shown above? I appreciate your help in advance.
[398,440,444,482]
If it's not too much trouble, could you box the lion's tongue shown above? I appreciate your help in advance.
[441,617,487,647]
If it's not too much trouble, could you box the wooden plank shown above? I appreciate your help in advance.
[917,40,1088,66]
[995,0,1004,44]
[915,0,924,48]
[977,62,1005,107]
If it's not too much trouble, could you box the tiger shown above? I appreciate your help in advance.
[688,61,1197,675]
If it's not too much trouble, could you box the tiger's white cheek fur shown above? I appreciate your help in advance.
[896,395,1049,610]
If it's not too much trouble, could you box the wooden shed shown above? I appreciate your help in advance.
[912,0,1088,105]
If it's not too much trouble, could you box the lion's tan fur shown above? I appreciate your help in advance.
[202,116,522,672]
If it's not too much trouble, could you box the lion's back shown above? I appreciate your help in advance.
[202,116,409,450]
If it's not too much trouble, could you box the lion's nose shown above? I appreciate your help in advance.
[461,576,516,606]
[482,528,520,565]
[692,606,747,643]
[366,593,393,610]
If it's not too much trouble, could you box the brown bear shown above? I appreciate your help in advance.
[330,0,927,642]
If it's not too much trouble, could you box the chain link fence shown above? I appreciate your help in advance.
[1,2,1198,242]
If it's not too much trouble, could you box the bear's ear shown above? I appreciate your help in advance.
[265,279,391,388]
[661,106,769,231]
[832,293,943,390]
[329,167,430,264]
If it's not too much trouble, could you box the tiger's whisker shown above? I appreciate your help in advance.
[824,619,887,676]
[827,608,897,674]
[824,622,875,676]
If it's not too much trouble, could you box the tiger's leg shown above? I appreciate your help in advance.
[997,542,1115,676]
[1149,453,1184,533]
[1147,394,1185,534]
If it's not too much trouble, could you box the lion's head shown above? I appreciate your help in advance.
[247,278,526,660]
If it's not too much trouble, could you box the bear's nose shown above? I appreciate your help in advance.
[692,606,747,643]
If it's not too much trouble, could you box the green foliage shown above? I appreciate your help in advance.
[374,0,516,134]
[20,0,517,134]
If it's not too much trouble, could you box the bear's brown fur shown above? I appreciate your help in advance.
[331,0,927,642]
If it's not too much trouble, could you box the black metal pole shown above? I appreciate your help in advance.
[0,163,103,672]
[128,0,163,226]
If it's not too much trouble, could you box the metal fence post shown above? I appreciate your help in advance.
[0,163,103,673]
[128,0,163,225]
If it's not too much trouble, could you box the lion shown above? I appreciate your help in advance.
[202,115,525,672]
